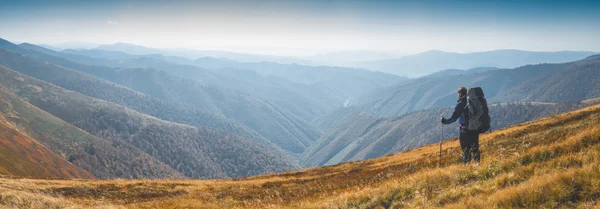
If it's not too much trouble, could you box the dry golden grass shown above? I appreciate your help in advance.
[1,104,600,208]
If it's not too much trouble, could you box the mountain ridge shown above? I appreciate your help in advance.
[354,54,600,117]
[0,56,299,179]
[353,49,597,77]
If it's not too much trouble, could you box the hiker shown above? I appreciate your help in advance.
[440,87,481,164]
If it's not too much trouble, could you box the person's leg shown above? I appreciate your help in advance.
[459,129,471,163]
[471,132,481,163]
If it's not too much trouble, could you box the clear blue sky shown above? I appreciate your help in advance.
[1,0,599,55]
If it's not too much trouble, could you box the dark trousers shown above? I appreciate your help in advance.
[459,128,480,163]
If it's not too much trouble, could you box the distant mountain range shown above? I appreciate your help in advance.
[44,42,596,78]
[95,42,307,64]
[354,55,600,117]
[420,67,500,78]
[352,50,597,77]
[25,44,406,122]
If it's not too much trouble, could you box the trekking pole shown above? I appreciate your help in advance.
[439,123,443,167]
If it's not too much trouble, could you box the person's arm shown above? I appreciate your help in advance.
[442,100,466,124]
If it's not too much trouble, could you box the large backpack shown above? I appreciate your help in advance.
[466,87,491,133]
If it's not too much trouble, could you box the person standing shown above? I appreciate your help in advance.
[440,86,481,164]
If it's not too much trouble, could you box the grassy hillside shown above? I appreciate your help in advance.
[1,102,599,208]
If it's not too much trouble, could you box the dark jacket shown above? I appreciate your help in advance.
[442,96,468,126]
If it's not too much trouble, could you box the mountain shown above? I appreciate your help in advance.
[51,41,100,50]
[96,42,164,55]
[2,103,599,208]
[421,67,500,78]
[354,49,597,77]
[20,42,405,123]
[495,55,600,102]
[355,55,600,117]
[191,58,406,86]
[0,80,181,179]
[0,107,95,179]
[50,47,407,121]
[0,46,300,179]
[0,46,273,149]
[61,48,141,60]
[78,67,321,155]
[71,53,331,121]
[95,42,305,64]
[38,44,64,51]
[1,41,319,156]
[301,101,581,167]
[304,50,402,66]
[0,63,299,179]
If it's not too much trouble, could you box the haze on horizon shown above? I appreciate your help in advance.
[1,0,599,56]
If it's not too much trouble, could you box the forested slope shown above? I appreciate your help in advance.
[0,64,299,179]
[0,86,181,179]
[0,110,95,179]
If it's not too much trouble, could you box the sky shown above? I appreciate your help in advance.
[0,0,599,56]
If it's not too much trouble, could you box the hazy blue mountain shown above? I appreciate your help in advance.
[18,43,58,55]
[354,49,597,77]
[22,43,405,121]
[0,41,321,156]
[163,48,306,64]
[51,41,100,49]
[192,59,406,85]
[495,55,600,102]
[0,38,31,54]
[303,50,402,66]
[96,42,165,55]
[38,44,64,51]
[38,49,335,121]
[354,55,600,117]
[62,48,141,60]
[94,42,305,64]
[421,67,500,78]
